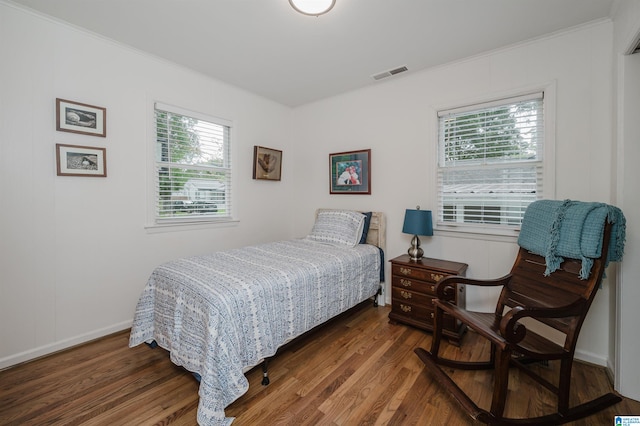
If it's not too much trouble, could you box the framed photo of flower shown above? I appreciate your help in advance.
[329,149,371,194]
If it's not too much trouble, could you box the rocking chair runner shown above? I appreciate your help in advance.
[415,200,626,425]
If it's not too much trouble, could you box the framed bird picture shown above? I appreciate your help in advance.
[56,144,107,177]
[253,146,282,181]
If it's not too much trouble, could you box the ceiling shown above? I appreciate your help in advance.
[9,0,616,107]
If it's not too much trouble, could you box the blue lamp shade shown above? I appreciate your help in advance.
[402,209,433,237]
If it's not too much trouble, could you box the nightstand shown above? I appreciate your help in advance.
[389,254,468,345]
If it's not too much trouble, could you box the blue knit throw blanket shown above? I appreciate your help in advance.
[518,200,626,279]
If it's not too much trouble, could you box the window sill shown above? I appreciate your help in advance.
[145,218,239,234]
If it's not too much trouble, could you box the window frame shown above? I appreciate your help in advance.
[434,84,556,238]
[146,101,236,231]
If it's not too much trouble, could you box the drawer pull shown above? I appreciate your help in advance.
[400,279,412,287]
[400,290,412,299]
[400,267,412,276]
[400,304,412,313]
[431,273,444,282]
[430,312,434,319]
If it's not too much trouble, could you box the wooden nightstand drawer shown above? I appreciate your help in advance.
[392,276,436,296]
[391,264,447,284]
[391,286,432,306]
[391,298,432,321]
[390,299,459,332]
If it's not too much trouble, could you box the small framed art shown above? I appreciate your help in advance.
[56,98,106,137]
[253,145,282,181]
[329,149,371,194]
[56,144,107,177]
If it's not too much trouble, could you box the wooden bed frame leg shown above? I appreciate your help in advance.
[373,286,382,307]
[261,359,270,385]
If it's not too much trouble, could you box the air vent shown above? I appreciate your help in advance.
[629,34,640,55]
[371,65,408,81]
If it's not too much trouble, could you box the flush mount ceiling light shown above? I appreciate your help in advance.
[289,0,336,16]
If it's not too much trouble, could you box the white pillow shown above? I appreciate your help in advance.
[306,210,366,247]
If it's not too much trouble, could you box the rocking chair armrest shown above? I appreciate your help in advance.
[434,274,513,300]
[499,300,586,344]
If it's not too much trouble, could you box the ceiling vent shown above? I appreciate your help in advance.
[371,65,408,81]
[628,33,640,55]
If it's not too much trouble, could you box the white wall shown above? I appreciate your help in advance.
[613,0,640,402]
[290,21,618,366]
[0,3,294,368]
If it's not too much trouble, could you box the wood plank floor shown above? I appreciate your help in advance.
[1,304,639,425]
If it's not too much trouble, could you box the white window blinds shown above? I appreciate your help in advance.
[154,103,232,223]
[437,93,544,230]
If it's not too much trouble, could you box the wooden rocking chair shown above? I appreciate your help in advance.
[415,201,624,425]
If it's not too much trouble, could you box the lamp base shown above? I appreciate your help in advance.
[407,235,424,260]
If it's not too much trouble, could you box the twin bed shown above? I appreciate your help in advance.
[129,209,386,425]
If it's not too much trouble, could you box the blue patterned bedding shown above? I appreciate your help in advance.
[129,238,381,425]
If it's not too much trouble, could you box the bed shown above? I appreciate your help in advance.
[128,209,386,425]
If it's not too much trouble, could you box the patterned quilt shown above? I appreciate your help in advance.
[129,238,381,425]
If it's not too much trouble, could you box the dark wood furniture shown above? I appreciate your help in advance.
[414,221,621,425]
[389,255,468,344]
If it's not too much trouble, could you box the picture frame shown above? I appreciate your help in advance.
[56,98,106,137]
[56,144,107,177]
[329,149,371,194]
[253,145,282,181]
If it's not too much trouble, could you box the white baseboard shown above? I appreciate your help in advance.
[0,320,132,371]
[574,348,608,367]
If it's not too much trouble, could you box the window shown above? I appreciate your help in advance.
[437,92,544,233]
[154,102,232,223]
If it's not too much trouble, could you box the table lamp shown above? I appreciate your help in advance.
[402,206,433,260]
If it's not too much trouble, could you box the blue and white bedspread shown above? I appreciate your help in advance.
[129,238,381,425]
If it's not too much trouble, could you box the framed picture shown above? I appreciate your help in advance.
[56,144,107,177]
[253,145,282,181]
[56,98,106,137]
[329,149,371,194]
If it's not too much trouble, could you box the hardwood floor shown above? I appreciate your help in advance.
[1,304,639,425]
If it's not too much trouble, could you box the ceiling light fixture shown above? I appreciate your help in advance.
[289,0,336,16]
